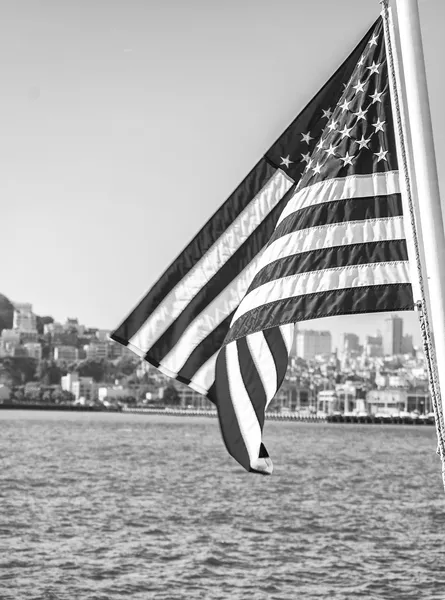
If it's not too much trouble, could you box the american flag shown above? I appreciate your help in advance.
[111,18,414,473]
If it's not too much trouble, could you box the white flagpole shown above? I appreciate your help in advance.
[392,0,445,411]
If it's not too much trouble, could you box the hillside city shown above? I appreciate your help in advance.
[0,293,432,418]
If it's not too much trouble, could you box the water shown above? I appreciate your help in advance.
[1,410,445,600]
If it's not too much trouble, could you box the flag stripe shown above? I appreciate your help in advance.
[231,261,411,329]
[214,345,251,470]
[253,216,407,275]
[248,239,408,292]
[263,327,289,396]
[176,312,235,382]
[237,336,267,429]
[111,157,277,345]
[276,171,400,226]
[144,183,296,364]
[153,251,266,375]
[188,352,219,396]
[126,170,293,356]
[246,331,278,407]
[227,283,414,343]
[218,343,263,471]
[273,193,403,240]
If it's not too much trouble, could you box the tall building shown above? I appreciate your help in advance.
[383,315,403,355]
[295,330,332,360]
[342,333,360,353]
[13,302,37,332]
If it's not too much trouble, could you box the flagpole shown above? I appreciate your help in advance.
[392,0,445,409]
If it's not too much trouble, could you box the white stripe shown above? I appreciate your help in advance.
[277,171,400,226]
[225,341,273,474]
[279,323,295,355]
[256,217,406,271]
[188,352,218,395]
[232,261,411,322]
[157,248,265,376]
[129,170,293,354]
[246,332,277,405]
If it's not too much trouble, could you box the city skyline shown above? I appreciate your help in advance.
[1,0,443,349]
[1,293,423,354]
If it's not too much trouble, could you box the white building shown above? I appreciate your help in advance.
[13,302,37,332]
[44,322,64,335]
[367,389,407,415]
[98,385,132,402]
[0,384,11,402]
[86,341,109,360]
[61,372,96,401]
[54,345,78,362]
[24,342,42,361]
[295,330,332,360]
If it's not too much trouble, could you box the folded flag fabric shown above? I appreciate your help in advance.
[111,17,413,474]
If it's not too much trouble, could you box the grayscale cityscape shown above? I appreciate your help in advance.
[0,293,431,420]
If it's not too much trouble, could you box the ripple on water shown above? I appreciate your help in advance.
[0,412,444,600]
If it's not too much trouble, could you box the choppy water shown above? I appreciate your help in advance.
[1,410,445,599]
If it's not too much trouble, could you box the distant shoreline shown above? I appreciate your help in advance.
[0,403,436,425]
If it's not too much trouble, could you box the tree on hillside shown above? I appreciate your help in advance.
[0,357,37,385]
[35,315,54,335]
[73,359,106,382]
[0,293,14,334]
[163,385,180,406]
[36,360,63,385]
[114,356,138,377]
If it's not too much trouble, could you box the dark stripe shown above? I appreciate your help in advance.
[146,184,296,364]
[213,346,251,472]
[176,312,236,382]
[248,240,408,293]
[237,336,267,430]
[263,328,289,390]
[273,194,403,241]
[110,158,276,344]
[225,284,414,345]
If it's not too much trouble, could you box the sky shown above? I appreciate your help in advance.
[1,0,443,351]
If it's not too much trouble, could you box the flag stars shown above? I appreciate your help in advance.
[352,80,366,94]
[340,152,355,166]
[339,124,353,139]
[300,152,311,164]
[301,131,313,144]
[370,89,384,104]
[305,158,314,172]
[354,107,368,121]
[372,117,386,132]
[356,135,372,150]
[321,107,332,120]
[316,138,325,151]
[327,119,338,132]
[325,143,337,157]
[280,155,293,168]
[339,98,351,112]
[367,61,381,75]
[312,162,323,174]
[374,147,389,162]
[368,33,378,47]
[357,55,366,67]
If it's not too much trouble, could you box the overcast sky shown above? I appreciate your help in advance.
[1,0,443,349]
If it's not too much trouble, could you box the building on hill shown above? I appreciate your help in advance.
[61,372,97,402]
[13,302,37,333]
[24,342,42,361]
[0,384,11,402]
[53,345,78,363]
